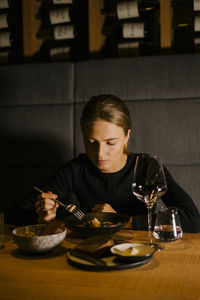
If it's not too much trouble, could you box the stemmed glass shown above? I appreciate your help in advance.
[132,155,167,246]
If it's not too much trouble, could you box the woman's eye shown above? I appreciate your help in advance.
[107,142,115,146]
[87,140,95,144]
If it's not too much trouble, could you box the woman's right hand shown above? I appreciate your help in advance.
[35,191,59,223]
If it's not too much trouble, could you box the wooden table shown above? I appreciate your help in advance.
[1,227,200,300]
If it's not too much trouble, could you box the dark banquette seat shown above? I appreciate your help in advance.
[0,53,200,222]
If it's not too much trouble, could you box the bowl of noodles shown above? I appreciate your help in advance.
[64,212,130,237]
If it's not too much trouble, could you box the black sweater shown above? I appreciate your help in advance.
[14,153,200,232]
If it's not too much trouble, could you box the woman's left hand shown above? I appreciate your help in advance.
[92,203,117,213]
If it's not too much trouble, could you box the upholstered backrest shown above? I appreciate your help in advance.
[0,62,74,217]
[0,54,200,220]
[74,54,200,211]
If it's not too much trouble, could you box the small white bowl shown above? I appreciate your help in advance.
[12,224,67,254]
[110,243,155,262]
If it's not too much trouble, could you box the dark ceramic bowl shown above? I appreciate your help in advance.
[64,212,130,237]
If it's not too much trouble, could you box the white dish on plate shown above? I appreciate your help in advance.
[110,243,155,262]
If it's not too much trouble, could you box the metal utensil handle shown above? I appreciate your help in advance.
[33,186,66,208]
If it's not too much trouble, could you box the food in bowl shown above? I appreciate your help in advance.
[15,226,43,238]
[114,246,140,256]
[76,217,119,228]
[65,212,130,237]
[12,223,67,254]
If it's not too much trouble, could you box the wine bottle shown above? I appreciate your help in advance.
[194,0,200,12]
[0,0,23,64]
[36,3,84,27]
[101,0,160,20]
[0,12,17,29]
[172,0,200,54]
[0,47,17,64]
[0,30,12,47]
[0,48,9,63]
[0,29,22,49]
[173,14,200,32]
[35,40,88,62]
[102,16,160,42]
[194,32,200,52]
[36,0,73,4]
[37,23,79,40]
[172,0,200,13]
[171,0,193,37]
[172,0,198,23]
[172,29,194,53]
[171,0,193,9]
[0,29,23,62]
[0,0,19,10]
[101,37,160,57]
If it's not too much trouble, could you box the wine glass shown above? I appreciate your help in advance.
[132,155,167,246]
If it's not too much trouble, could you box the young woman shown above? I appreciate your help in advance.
[14,95,200,232]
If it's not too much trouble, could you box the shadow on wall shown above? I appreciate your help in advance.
[0,133,73,223]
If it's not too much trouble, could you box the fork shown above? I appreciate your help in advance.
[33,186,85,220]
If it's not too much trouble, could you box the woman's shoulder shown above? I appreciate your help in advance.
[62,153,85,165]
[127,152,150,162]
[61,153,90,171]
[73,153,89,165]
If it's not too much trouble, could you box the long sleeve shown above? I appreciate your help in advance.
[9,157,81,226]
[161,166,200,233]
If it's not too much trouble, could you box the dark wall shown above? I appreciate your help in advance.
[0,62,74,219]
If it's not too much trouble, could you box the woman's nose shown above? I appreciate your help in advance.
[97,143,104,159]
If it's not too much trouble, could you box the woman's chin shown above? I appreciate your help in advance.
[96,162,110,172]
[97,166,109,172]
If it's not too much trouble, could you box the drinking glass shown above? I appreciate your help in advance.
[132,155,167,246]
[153,207,183,242]
[0,212,4,249]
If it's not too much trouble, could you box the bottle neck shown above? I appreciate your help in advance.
[173,15,200,32]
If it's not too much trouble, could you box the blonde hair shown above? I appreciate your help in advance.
[80,95,132,154]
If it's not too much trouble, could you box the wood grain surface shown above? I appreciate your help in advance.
[1,228,200,300]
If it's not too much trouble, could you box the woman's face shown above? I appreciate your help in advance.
[83,119,130,173]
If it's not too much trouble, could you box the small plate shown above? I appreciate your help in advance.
[110,243,155,262]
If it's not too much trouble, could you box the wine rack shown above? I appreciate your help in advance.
[0,0,199,64]
[172,0,200,54]
[0,0,23,64]
[100,1,161,58]
[34,0,89,62]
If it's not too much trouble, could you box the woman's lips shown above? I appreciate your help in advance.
[97,160,108,165]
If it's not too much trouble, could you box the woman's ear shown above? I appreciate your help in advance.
[125,129,131,143]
